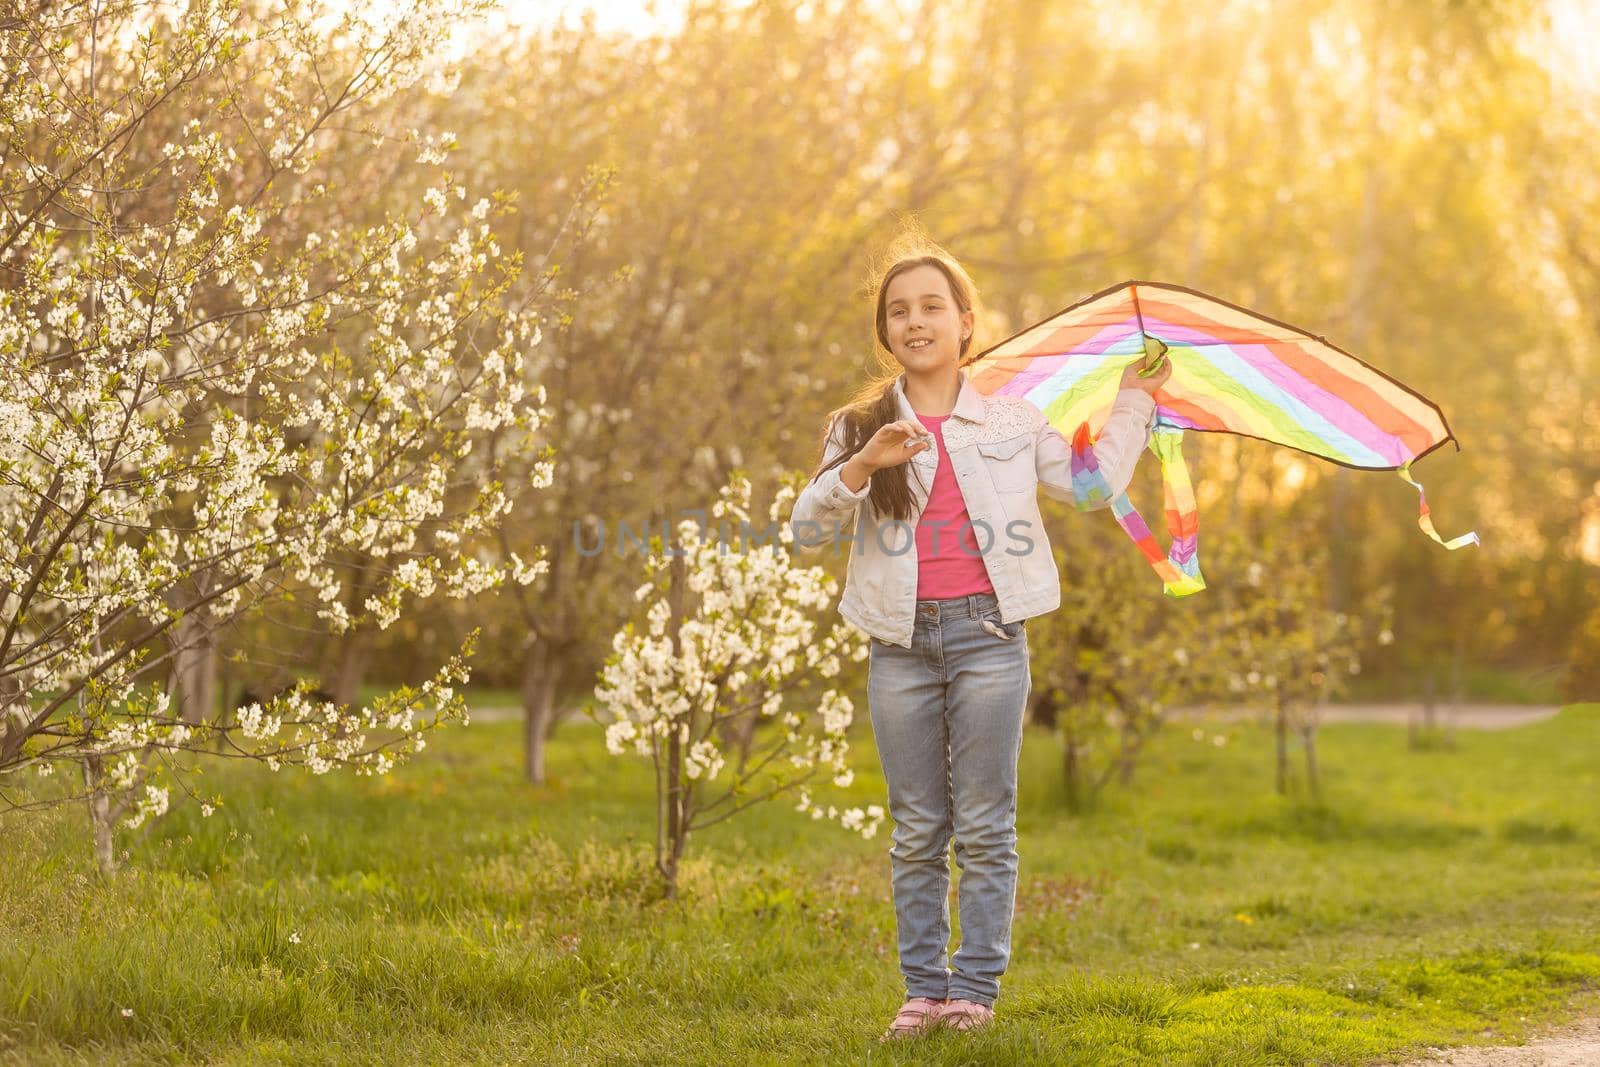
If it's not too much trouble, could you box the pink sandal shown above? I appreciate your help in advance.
[880,996,947,1041]
[936,998,995,1032]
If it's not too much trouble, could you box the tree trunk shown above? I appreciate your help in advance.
[330,555,376,707]
[1328,10,1385,617]
[1449,631,1465,743]
[1301,721,1321,802]
[1062,727,1085,813]
[658,551,693,899]
[1117,714,1138,786]
[1274,690,1290,796]
[521,636,564,785]
[330,626,370,709]
[0,672,23,750]
[727,707,760,774]
[172,600,217,724]
[212,657,239,752]
[1028,687,1058,731]
[83,754,117,875]
[662,810,690,901]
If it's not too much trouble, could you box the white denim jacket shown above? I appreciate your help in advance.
[789,370,1157,648]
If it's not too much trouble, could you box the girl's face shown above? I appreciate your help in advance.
[882,264,973,375]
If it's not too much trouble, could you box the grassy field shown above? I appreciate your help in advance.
[1342,663,1567,706]
[3,702,1598,1065]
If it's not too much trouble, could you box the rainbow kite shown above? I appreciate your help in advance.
[964,280,1479,597]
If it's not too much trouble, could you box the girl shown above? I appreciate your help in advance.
[790,247,1169,1041]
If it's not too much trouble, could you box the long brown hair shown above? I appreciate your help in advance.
[808,236,984,522]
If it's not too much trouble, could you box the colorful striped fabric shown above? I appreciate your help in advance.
[965,280,1479,596]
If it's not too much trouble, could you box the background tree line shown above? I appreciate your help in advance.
[119,0,1597,782]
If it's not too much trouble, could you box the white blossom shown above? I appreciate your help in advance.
[0,0,557,855]
[592,475,875,851]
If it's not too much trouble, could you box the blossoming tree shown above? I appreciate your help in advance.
[0,0,559,869]
[1029,514,1238,811]
[1212,530,1392,800]
[592,475,884,897]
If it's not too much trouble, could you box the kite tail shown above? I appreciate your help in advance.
[1151,427,1205,597]
[1397,462,1481,550]
[1070,423,1206,598]
[1069,422,1114,507]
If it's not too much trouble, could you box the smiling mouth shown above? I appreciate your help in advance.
[906,338,932,350]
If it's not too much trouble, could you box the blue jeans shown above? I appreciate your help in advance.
[866,590,1030,1008]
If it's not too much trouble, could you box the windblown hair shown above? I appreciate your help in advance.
[808,227,984,522]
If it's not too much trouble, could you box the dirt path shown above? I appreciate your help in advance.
[1172,702,1562,731]
[1395,1016,1600,1065]
[469,702,1566,728]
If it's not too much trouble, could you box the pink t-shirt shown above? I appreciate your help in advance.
[913,412,996,600]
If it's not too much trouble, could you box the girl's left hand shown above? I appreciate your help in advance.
[1119,356,1172,395]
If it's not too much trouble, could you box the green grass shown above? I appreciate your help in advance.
[3,705,1598,1065]
[1345,662,1566,705]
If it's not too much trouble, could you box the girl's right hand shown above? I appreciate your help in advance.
[855,420,934,471]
